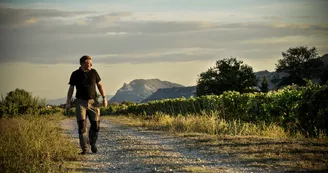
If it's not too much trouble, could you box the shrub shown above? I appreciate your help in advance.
[0,89,45,117]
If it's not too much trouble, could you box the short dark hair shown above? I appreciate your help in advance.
[80,55,92,65]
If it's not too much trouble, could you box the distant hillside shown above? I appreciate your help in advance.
[98,95,113,102]
[254,70,279,89]
[142,86,196,103]
[46,95,113,106]
[255,54,328,89]
[109,79,184,103]
[46,97,68,106]
[320,54,328,64]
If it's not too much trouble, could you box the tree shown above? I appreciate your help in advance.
[0,88,45,117]
[320,65,328,84]
[196,67,217,96]
[275,46,324,86]
[196,57,257,96]
[260,75,269,93]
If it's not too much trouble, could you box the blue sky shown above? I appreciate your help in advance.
[0,0,327,99]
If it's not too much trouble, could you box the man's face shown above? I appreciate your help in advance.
[82,59,92,70]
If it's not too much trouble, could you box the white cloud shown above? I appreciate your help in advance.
[23,17,38,24]
[119,11,259,23]
[0,7,94,28]
[93,47,225,59]
[0,7,327,66]
[240,35,325,45]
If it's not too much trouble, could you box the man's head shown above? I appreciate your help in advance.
[80,55,92,71]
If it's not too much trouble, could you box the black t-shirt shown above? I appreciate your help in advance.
[69,68,101,100]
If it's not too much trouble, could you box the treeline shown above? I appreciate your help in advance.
[196,46,328,96]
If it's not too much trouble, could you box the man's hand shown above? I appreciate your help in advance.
[66,85,74,115]
[103,98,108,107]
[65,103,71,115]
[96,82,107,107]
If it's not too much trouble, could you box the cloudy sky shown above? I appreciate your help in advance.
[0,0,327,100]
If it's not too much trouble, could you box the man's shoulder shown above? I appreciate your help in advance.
[72,68,81,74]
[90,68,99,73]
[91,68,101,80]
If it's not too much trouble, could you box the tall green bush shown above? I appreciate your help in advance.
[0,89,45,117]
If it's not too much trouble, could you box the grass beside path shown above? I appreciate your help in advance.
[104,114,328,172]
[0,114,82,173]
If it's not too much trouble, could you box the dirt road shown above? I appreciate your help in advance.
[61,118,272,173]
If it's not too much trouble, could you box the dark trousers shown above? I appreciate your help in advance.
[75,98,100,151]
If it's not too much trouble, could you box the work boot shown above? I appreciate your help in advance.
[79,149,88,155]
[90,143,97,153]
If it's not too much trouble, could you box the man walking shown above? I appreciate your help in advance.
[66,55,108,154]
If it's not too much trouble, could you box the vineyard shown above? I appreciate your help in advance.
[6,83,326,138]
[100,83,328,137]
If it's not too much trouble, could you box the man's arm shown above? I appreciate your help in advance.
[97,82,108,107]
[66,85,74,106]
[96,82,106,98]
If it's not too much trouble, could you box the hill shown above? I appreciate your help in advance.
[109,79,184,103]
[320,54,328,64]
[254,54,328,89]
[46,97,68,106]
[46,95,113,106]
[254,70,281,89]
[142,86,196,103]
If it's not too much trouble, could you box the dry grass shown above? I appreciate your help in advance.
[0,114,82,173]
[182,166,219,173]
[109,113,291,138]
[104,114,328,172]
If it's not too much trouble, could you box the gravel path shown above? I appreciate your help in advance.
[61,118,271,173]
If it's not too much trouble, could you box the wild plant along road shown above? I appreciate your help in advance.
[61,118,272,173]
